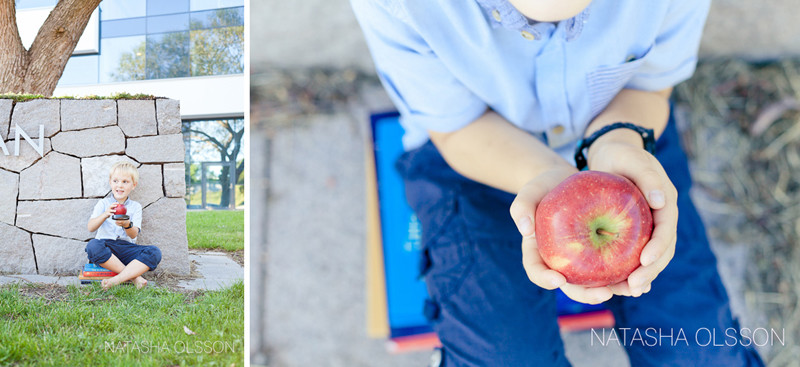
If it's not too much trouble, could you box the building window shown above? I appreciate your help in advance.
[146,0,189,16]
[99,35,146,83]
[99,0,145,20]
[183,118,245,210]
[146,32,191,79]
[101,17,146,38]
[190,0,244,12]
[55,3,244,86]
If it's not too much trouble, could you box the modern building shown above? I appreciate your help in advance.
[16,0,246,209]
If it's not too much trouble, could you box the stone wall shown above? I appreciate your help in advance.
[0,98,189,275]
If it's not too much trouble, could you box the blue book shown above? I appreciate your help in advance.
[371,112,433,338]
[84,263,113,272]
[371,113,609,340]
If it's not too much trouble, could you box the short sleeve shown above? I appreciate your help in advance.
[130,202,142,230]
[626,0,711,91]
[90,199,105,221]
[350,0,487,133]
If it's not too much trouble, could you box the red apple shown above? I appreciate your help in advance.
[534,171,653,287]
[115,204,127,215]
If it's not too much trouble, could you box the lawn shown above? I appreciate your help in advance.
[0,281,244,366]
[186,210,244,251]
[186,185,245,208]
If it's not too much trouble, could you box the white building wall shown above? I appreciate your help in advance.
[53,74,245,120]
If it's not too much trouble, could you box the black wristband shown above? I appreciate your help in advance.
[124,222,133,229]
[574,122,656,171]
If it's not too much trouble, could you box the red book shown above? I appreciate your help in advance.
[82,271,118,277]
[386,333,442,354]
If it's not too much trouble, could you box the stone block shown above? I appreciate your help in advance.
[16,199,98,241]
[139,197,190,275]
[126,134,185,163]
[0,99,11,140]
[19,152,82,200]
[51,126,126,157]
[129,164,163,208]
[82,155,140,197]
[0,138,51,173]
[3,97,191,276]
[0,169,18,225]
[157,99,182,135]
[118,100,157,137]
[0,222,37,273]
[33,234,87,275]
[164,163,187,198]
[61,99,116,131]
[10,99,60,138]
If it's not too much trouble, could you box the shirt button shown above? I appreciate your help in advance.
[551,125,565,134]
[492,9,502,22]
[521,30,536,41]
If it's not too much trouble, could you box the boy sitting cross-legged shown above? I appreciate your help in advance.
[85,162,162,290]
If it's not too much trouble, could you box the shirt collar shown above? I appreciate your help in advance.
[474,0,590,41]
[106,194,130,207]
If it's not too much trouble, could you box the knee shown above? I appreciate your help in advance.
[85,239,104,257]
[153,247,162,265]
[143,246,162,267]
[85,239,110,263]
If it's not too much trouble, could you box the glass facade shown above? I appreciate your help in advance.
[183,118,245,210]
[57,0,244,86]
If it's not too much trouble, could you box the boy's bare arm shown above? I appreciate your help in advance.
[428,110,576,195]
[122,223,139,239]
[584,88,673,157]
[88,205,116,232]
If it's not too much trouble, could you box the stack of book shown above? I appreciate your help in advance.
[78,263,118,284]
[365,113,615,353]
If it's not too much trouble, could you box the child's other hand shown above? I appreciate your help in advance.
[115,219,130,228]
[587,140,678,299]
[510,165,618,304]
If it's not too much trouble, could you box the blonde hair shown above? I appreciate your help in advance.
[109,162,139,185]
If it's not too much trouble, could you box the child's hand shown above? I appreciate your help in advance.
[115,219,130,228]
[510,165,620,304]
[586,139,678,299]
[104,203,119,219]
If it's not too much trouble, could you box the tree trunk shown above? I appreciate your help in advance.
[0,0,101,96]
[219,164,232,209]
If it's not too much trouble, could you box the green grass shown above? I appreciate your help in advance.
[0,93,158,101]
[187,185,245,208]
[186,210,244,251]
[0,281,244,367]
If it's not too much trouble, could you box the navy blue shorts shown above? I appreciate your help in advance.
[85,238,162,271]
[396,113,764,366]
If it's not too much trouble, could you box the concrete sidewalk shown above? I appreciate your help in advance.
[0,250,243,291]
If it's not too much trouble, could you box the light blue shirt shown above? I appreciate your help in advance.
[91,195,143,243]
[351,0,710,161]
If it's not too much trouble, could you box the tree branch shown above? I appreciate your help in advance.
[186,128,226,149]
[26,0,102,95]
[0,0,28,90]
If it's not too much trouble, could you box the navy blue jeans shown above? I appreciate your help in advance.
[397,115,764,366]
[85,238,162,271]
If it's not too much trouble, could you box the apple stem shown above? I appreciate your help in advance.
[596,229,618,238]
